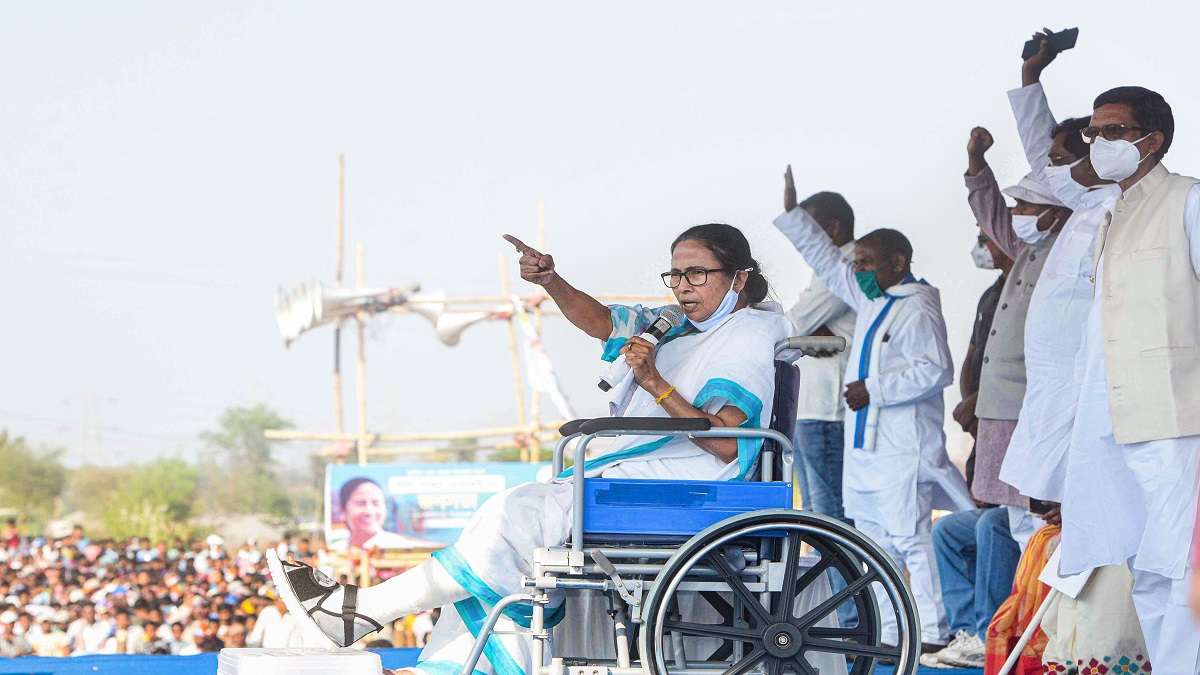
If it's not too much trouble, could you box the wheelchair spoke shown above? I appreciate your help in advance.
[707,642,733,662]
[790,556,832,599]
[789,656,818,675]
[793,570,877,629]
[774,531,803,621]
[805,626,870,639]
[767,656,784,675]
[662,620,757,642]
[722,646,766,675]
[700,591,734,624]
[802,636,899,659]
[707,551,771,626]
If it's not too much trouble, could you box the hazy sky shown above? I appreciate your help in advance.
[4,1,1199,466]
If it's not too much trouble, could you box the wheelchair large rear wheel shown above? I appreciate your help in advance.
[639,509,918,675]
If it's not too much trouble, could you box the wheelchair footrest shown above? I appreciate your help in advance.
[582,479,792,538]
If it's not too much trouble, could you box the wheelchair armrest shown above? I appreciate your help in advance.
[579,417,711,435]
[558,419,592,437]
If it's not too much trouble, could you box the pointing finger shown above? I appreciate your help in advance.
[502,234,542,257]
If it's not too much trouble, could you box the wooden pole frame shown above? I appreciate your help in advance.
[526,202,546,463]
[497,252,529,461]
[355,242,369,465]
[333,154,347,438]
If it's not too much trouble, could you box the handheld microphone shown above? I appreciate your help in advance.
[598,305,685,392]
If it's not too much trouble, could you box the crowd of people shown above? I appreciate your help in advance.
[0,523,432,658]
[783,31,1199,673]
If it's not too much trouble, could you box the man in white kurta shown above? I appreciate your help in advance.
[774,203,974,648]
[998,75,1120,507]
[1053,86,1200,674]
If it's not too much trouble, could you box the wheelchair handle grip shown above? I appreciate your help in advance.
[579,417,711,435]
[778,335,847,357]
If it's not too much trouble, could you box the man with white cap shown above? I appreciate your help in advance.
[961,127,1072,535]
[922,128,1072,669]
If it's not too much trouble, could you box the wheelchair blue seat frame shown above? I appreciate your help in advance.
[583,478,793,539]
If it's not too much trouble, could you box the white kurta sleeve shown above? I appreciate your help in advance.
[786,281,852,336]
[1187,184,1200,276]
[1007,82,1058,179]
[862,305,953,407]
[773,207,864,311]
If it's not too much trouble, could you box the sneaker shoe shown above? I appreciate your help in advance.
[266,549,384,647]
[938,630,985,668]
[920,652,955,668]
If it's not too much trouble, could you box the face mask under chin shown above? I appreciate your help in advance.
[690,269,750,331]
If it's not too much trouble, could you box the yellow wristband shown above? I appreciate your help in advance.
[655,386,675,405]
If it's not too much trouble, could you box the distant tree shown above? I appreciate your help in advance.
[63,459,200,540]
[487,436,553,463]
[198,405,293,518]
[435,436,482,463]
[0,431,67,528]
[63,465,128,521]
[102,459,200,540]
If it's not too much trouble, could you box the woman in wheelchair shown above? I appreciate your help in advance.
[267,223,792,671]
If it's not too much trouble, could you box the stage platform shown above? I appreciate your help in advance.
[0,650,984,675]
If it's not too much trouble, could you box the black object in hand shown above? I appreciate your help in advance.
[1022,27,1079,59]
[1029,497,1055,515]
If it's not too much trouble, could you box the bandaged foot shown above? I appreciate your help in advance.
[266,549,468,647]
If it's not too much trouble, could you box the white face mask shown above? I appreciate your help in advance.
[1089,133,1152,182]
[1012,208,1052,244]
[971,242,995,270]
[1043,158,1088,205]
[690,268,751,332]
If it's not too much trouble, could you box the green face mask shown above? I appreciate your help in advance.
[855,270,884,300]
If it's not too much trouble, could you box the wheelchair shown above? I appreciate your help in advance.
[459,337,920,675]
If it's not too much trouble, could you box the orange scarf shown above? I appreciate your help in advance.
[984,524,1060,675]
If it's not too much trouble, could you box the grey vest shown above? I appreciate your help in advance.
[976,232,1059,420]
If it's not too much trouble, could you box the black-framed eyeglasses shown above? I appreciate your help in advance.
[660,267,730,288]
[1081,124,1147,144]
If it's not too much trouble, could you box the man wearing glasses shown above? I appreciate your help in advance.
[1052,82,1200,671]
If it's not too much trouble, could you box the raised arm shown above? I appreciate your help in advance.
[503,234,612,339]
[773,166,864,311]
[1008,31,1063,179]
[863,303,954,408]
[787,284,851,337]
[964,127,1023,259]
